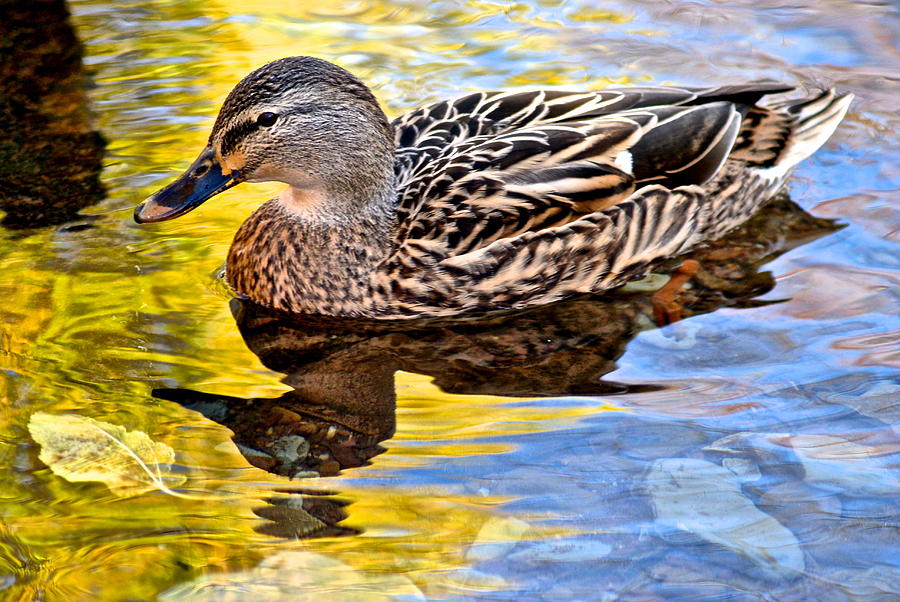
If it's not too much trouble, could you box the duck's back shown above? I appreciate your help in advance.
[391,83,794,188]
[372,85,852,317]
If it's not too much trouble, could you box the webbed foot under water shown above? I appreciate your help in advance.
[134,56,851,318]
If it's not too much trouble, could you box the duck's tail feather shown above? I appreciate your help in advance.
[766,90,854,178]
[730,89,853,177]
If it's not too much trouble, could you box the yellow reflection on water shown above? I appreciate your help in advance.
[0,0,640,597]
[395,371,622,440]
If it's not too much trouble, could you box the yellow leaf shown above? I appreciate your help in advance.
[28,412,186,497]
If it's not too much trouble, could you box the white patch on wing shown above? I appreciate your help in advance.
[614,150,633,173]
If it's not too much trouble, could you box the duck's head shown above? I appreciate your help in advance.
[135,56,394,223]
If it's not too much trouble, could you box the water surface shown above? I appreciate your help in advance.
[0,0,898,599]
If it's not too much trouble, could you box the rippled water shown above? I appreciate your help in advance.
[1,0,898,599]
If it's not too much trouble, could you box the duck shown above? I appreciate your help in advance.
[134,56,852,319]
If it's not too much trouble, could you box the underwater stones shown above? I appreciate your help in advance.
[270,434,310,468]
[465,516,531,562]
[646,457,805,577]
[707,432,900,497]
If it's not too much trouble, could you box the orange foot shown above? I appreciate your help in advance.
[651,259,701,326]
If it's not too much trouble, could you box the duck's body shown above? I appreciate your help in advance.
[135,57,852,318]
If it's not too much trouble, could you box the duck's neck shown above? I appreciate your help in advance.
[226,184,396,316]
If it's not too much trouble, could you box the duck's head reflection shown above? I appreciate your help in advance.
[153,196,839,537]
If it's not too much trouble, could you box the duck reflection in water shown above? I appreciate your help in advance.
[154,196,838,538]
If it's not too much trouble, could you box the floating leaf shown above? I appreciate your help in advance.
[28,412,186,497]
[646,458,804,576]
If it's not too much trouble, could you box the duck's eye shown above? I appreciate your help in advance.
[256,112,279,127]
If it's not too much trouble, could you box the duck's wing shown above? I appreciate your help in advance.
[391,83,792,188]
[380,88,851,315]
[390,100,742,258]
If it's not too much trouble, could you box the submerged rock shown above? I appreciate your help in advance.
[271,434,310,466]
[646,457,804,577]
[160,550,425,601]
[507,537,613,564]
[707,432,900,496]
[465,516,531,562]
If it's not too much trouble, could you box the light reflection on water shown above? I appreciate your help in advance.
[0,0,897,599]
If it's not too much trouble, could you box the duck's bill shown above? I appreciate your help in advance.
[134,147,241,223]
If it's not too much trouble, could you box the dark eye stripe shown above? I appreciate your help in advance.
[219,107,308,157]
[220,119,260,157]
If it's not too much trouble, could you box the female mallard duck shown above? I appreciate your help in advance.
[135,56,852,318]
